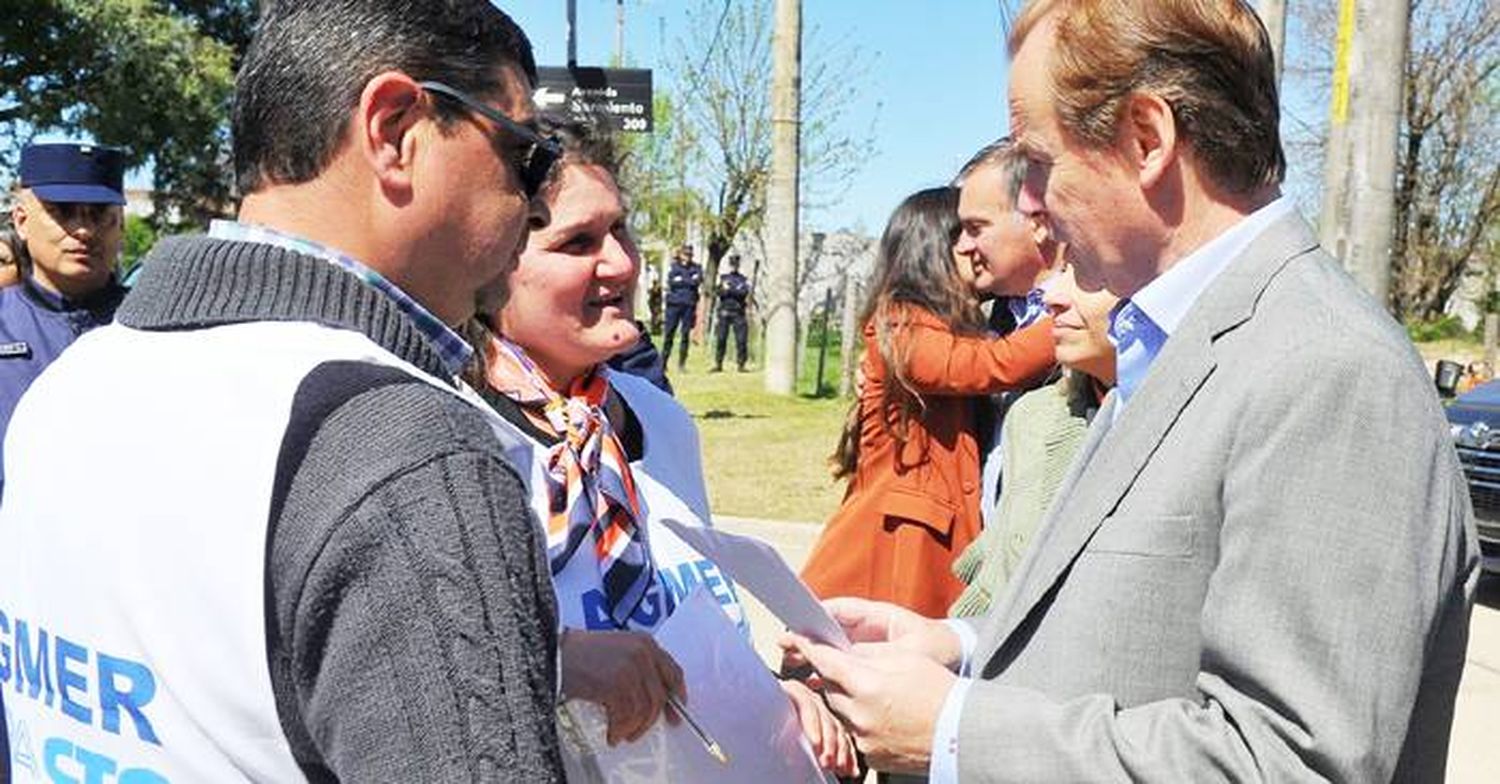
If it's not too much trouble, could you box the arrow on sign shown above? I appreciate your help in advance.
[534,86,566,109]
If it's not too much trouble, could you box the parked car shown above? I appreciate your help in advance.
[1445,378,1500,574]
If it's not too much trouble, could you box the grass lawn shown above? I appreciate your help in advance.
[667,331,851,525]
[657,323,1480,524]
[1417,336,1484,367]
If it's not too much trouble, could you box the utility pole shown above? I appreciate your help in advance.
[1256,0,1288,86]
[566,0,578,67]
[1319,0,1410,306]
[839,267,860,398]
[1347,0,1409,307]
[614,0,625,67]
[815,287,834,396]
[764,0,802,395]
[1320,0,1357,265]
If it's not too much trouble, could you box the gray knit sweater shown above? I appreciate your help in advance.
[119,236,565,782]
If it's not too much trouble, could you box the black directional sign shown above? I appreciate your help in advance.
[534,67,653,134]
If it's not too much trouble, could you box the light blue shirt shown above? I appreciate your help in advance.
[1007,288,1047,329]
[1106,299,1168,408]
[929,197,1296,781]
[1107,196,1295,422]
[927,620,978,781]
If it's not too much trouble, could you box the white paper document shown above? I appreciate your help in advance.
[559,587,830,783]
[661,517,851,650]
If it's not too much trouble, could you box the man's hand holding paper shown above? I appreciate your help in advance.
[785,633,956,775]
[780,597,964,775]
[823,596,964,668]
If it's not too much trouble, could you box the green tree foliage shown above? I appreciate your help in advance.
[120,213,157,276]
[619,94,704,250]
[1288,0,1498,322]
[654,0,877,316]
[1387,0,1500,322]
[163,0,257,69]
[617,93,706,299]
[1,1,255,231]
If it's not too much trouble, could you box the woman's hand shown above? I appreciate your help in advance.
[560,629,685,745]
[780,678,859,778]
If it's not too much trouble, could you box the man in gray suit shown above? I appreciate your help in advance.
[786,1,1480,781]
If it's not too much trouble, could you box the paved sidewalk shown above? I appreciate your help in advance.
[716,515,1500,782]
[1449,575,1500,783]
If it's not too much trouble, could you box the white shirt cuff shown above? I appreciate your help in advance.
[942,618,977,677]
[926,677,972,784]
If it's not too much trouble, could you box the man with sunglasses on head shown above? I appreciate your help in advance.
[0,2,567,782]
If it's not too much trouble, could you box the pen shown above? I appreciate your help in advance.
[666,693,730,765]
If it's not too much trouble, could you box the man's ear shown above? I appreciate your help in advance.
[1120,91,1177,191]
[11,198,29,243]
[1027,214,1051,247]
[355,73,428,193]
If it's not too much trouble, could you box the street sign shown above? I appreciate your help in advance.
[535,67,653,134]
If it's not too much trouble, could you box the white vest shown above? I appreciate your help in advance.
[0,321,505,784]
[492,371,748,634]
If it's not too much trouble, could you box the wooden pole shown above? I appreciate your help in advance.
[763,0,802,394]
[815,287,834,396]
[839,270,860,397]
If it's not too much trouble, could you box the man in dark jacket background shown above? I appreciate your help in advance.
[660,242,702,372]
[712,254,751,372]
[0,143,129,497]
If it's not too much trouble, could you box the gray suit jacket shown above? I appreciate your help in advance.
[955,212,1480,782]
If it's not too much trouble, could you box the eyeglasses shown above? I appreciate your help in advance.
[40,201,121,227]
[418,80,561,200]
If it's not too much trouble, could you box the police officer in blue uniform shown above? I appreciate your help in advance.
[712,254,752,372]
[660,243,702,372]
[0,143,129,496]
[608,319,675,395]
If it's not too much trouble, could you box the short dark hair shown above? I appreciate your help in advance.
[233,0,538,194]
[955,137,1026,206]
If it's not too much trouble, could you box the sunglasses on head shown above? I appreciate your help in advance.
[418,80,561,200]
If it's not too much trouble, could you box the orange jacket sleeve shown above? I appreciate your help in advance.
[899,315,1056,396]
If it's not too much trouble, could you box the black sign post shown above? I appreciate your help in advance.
[534,67,653,134]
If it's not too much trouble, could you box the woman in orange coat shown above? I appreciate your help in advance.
[801,186,1055,617]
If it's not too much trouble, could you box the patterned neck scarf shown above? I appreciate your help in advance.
[484,333,656,629]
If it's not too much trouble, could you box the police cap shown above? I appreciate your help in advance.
[19,143,127,206]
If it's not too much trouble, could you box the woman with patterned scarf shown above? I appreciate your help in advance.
[467,117,856,778]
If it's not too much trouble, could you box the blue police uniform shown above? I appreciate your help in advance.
[0,142,128,495]
[661,257,703,370]
[0,278,126,477]
[713,269,751,371]
[0,140,127,779]
[607,320,675,395]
